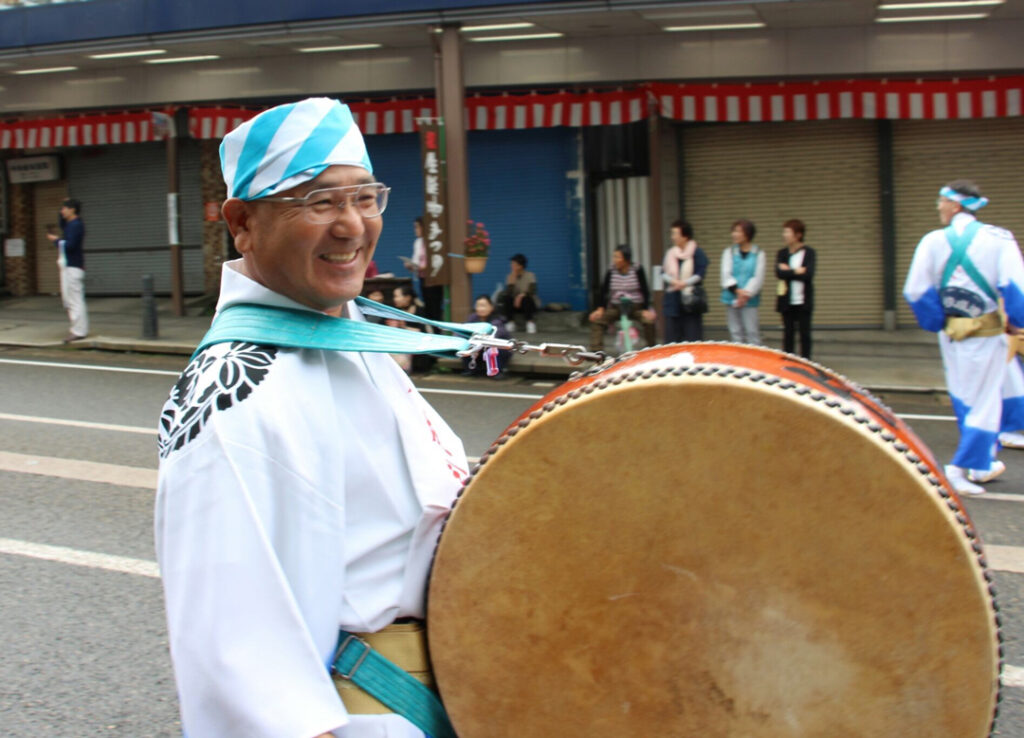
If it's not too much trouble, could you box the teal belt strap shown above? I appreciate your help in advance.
[332,630,456,738]
[941,221,998,302]
[192,298,494,361]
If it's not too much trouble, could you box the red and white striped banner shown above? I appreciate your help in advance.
[3,76,1022,151]
[649,77,1024,123]
[189,89,649,138]
[0,111,166,150]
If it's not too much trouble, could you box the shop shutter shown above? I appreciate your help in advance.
[682,120,881,328]
[65,141,204,295]
[893,118,1024,328]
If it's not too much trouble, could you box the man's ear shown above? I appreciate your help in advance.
[222,198,255,254]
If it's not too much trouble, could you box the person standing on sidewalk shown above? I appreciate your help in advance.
[720,219,765,345]
[46,198,88,342]
[904,180,1024,495]
[775,219,816,359]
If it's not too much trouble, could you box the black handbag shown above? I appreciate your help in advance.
[681,283,708,314]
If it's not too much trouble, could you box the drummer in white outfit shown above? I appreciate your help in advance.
[904,180,1024,495]
[155,98,467,737]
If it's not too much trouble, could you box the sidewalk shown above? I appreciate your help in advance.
[0,295,948,392]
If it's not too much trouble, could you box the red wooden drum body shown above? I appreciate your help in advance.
[428,344,1001,737]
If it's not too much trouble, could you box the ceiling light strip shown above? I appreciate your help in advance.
[876,12,990,21]
[467,32,564,42]
[664,23,766,32]
[145,55,220,65]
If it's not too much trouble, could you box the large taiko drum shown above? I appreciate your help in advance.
[428,343,1002,737]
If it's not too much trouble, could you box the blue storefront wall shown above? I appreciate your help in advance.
[367,127,586,315]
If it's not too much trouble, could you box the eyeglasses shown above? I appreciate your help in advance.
[261,183,391,223]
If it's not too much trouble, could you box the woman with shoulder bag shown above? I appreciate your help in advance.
[662,219,710,342]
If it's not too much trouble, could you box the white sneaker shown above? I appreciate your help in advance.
[507,322,517,333]
[526,320,537,334]
[1000,431,1024,449]
[968,459,1006,484]
[945,465,986,496]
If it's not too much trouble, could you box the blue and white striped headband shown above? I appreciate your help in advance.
[939,186,989,211]
[220,98,373,201]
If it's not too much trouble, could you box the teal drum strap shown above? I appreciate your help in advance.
[191,300,494,361]
[332,631,456,738]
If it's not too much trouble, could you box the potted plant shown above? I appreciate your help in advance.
[464,219,490,274]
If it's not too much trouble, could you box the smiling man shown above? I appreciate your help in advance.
[155,99,467,738]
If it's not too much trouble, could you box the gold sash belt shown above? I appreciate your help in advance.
[944,311,1004,341]
[332,621,436,715]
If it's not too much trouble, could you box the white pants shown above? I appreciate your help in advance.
[940,332,1005,470]
[59,266,89,337]
[726,305,761,345]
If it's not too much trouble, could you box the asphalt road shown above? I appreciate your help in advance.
[0,346,1022,736]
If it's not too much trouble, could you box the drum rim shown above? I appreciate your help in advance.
[428,344,1003,737]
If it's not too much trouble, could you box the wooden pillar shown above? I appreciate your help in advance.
[166,111,185,316]
[647,98,665,337]
[435,24,471,322]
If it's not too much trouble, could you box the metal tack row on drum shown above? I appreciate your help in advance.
[428,343,1001,738]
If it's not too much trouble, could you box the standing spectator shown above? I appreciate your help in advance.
[497,253,538,333]
[720,218,765,345]
[387,284,435,374]
[407,216,444,320]
[904,179,1024,495]
[662,219,709,342]
[462,295,511,379]
[46,198,88,342]
[775,219,817,358]
[589,244,657,352]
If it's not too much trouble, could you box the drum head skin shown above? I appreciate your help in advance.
[428,346,1000,738]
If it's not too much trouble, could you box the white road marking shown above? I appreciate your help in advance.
[0,537,159,578]
[1004,664,1024,688]
[417,387,544,401]
[972,493,1024,503]
[0,412,156,435]
[0,357,546,400]
[986,545,1024,575]
[0,357,179,376]
[0,451,157,490]
[898,413,956,422]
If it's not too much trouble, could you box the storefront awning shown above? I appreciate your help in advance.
[2,75,1021,150]
[0,110,171,150]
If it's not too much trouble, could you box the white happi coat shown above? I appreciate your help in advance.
[155,262,469,738]
[903,211,1024,469]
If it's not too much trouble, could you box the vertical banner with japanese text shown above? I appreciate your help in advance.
[418,117,450,287]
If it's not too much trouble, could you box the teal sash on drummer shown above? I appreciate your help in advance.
[193,297,494,361]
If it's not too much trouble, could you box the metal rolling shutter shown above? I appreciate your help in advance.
[65,141,204,295]
[366,128,585,310]
[682,120,881,328]
[893,118,1024,328]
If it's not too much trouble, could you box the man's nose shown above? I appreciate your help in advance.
[330,200,365,234]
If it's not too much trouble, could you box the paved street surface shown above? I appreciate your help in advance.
[1,346,1023,736]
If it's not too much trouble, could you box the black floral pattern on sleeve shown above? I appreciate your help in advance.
[158,342,279,459]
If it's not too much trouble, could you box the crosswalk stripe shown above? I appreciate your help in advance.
[0,537,159,578]
[0,412,156,435]
[0,451,157,490]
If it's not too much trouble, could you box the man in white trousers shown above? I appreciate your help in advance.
[155,98,466,738]
[46,198,88,342]
[904,180,1024,495]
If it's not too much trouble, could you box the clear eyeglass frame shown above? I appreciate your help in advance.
[261,183,391,223]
